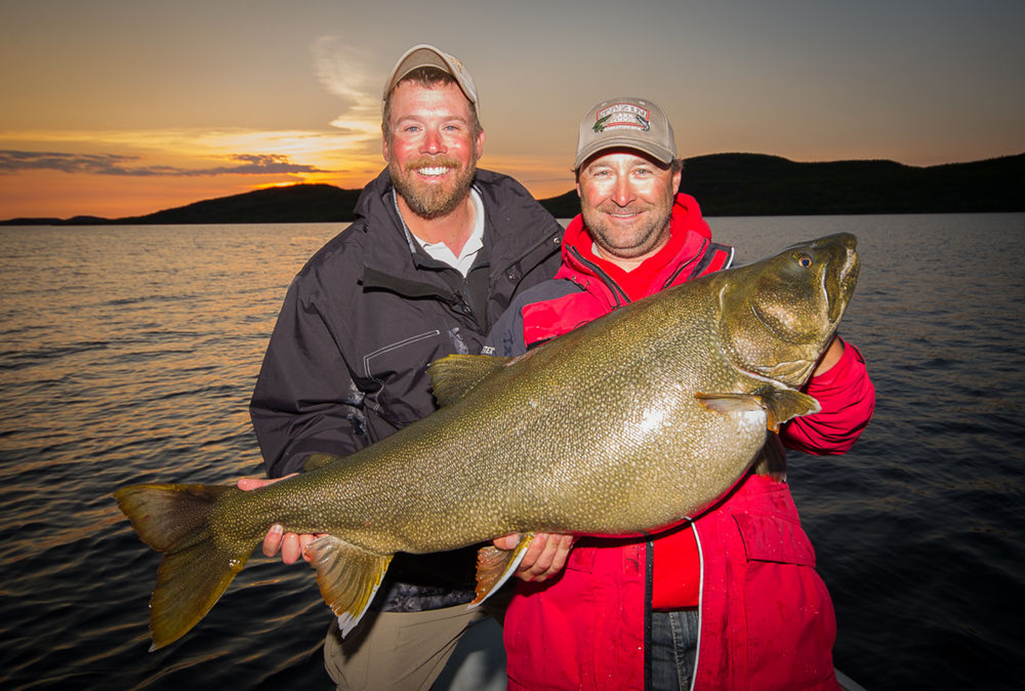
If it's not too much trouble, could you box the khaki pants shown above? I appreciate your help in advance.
[323,605,503,691]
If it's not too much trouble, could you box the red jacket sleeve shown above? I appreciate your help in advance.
[780,340,875,455]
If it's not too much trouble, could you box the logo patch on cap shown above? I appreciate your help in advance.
[592,103,651,133]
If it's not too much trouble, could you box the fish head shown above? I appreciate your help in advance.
[719,232,860,387]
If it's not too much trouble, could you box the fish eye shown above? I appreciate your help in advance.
[796,253,813,268]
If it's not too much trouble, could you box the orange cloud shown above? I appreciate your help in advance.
[0,127,386,218]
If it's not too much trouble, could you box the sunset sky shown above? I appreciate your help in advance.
[2,0,1023,220]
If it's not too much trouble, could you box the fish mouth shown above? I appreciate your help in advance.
[828,245,860,324]
[839,247,856,284]
[838,246,859,292]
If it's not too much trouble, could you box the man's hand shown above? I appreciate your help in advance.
[494,532,576,582]
[237,474,327,564]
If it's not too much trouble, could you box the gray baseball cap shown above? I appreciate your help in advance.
[383,44,479,111]
[575,97,676,170]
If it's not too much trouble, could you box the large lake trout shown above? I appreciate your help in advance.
[116,233,860,650]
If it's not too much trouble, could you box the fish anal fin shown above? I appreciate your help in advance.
[306,535,393,638]
[471,534,534,607]
[429,354,512,407]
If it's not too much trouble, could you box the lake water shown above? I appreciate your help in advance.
[1,214,1022,690]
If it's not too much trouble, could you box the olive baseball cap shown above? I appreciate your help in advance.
[383,44,479,111]
[575,97,677,170]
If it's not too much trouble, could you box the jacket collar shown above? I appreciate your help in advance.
[357,167,560,286]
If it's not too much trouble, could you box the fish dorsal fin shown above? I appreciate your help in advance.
[471,533,535,607]
[306,536,393,638]
[428,354,512,407]
[695,387,820,432]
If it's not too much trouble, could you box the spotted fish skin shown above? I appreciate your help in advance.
[115,232,860,650]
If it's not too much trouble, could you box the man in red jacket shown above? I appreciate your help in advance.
[486,96,875,690]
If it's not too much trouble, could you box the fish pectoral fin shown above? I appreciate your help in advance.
[471,534,534,607]
[695,388,820,432]
[428,354,512,407]
[306,536,393,638]
[695,392,765,419]
[303,452,342,472]
[757,387,821,431]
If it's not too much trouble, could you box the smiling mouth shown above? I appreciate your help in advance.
[603,208,647,221]
[405,156,461,179]
[598,200,652,217]
[416,166,451,177]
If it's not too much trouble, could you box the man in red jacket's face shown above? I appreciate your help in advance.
[576,148,682,268]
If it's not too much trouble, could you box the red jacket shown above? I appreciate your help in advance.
[489,194,875,690]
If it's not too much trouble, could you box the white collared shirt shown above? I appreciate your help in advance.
[409,188,485,277]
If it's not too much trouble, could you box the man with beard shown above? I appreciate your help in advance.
[485,97,875,690]
[243,45,562,689]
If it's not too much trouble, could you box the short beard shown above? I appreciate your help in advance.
[581,202,674,259]
[389,154,478,220]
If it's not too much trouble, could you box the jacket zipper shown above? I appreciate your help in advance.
[566,246,631,307]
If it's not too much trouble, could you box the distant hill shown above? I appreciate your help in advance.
[4,153,1023,225]
[680,152,1025,216]
[536,152,1025,218]
[1,183,361,226]
[117,184,364,225]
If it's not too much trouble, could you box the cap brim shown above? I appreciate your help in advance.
[575,138,676,170]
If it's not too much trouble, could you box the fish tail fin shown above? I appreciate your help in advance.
[471,533,534,607]
[305,535,393,638]
[114,483,253,651]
